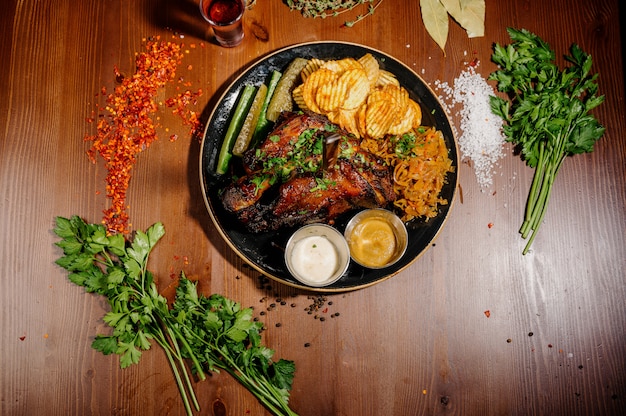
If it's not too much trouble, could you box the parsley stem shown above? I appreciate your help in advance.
[522,169,555,255]
[164,325,201,409]
[170,327,207,381]
[219,363,298,416]
[152,329,196,416]
[183,326,297,416]
[521,145,566,254]
[520,141,547,236]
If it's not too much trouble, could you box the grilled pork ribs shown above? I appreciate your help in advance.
[220,112,395,232]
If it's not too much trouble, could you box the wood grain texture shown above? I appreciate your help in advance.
[1,0,624,415]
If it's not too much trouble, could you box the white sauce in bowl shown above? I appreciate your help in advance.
[290,235,338,283]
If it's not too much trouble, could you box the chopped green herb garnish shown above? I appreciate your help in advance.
[310,177,336,192]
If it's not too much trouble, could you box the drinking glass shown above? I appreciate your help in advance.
[199,0,245,47]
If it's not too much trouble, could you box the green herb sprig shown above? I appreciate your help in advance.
[489,28,605,254]
[54,216,298,416]
[286,0,384,27]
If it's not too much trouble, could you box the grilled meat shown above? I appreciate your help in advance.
[220,112,395,232]
[242,111,329,175]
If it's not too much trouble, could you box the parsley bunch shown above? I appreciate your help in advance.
[489,28,605,254]
[54,216,297,416]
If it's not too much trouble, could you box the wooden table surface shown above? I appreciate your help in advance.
[1,0,625,415]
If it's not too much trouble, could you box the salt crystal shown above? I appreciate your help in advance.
[435,62,506,189]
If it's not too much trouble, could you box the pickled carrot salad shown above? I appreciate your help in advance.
[361,127,454,222]
[85,37,203,234]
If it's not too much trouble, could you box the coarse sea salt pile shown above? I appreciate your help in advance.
[434,61,506,189]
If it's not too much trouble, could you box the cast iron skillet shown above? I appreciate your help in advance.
[200,41,458,292]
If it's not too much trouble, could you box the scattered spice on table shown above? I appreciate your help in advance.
[85,37,202,235]
[254,275,342,321]
[165,89,203,138]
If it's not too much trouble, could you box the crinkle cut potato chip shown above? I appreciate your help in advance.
[291,53,423,139]
[316,79,344,112]
[302,68,336,113]
[358,53,380,87]
[383,84,409,109]
[339,108,361,138]
[364,89,398,139]
[393,98,423,134]
[388,101,415,135]
[376,69,400,87]
[292,85,308,111]
[327,108,360,138]
[409,99,422,128]
[340,68,370,110]
[383,84,410,135]
[356,103,368,138]
[322,57,361,73]
[301,58,325,82]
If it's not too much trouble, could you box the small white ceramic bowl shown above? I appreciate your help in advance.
[284,224,350,287]
[344,208,408,269]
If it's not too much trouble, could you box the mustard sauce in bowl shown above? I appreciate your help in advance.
[344,209,408,269]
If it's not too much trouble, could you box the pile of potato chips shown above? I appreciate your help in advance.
[292,54,422,139]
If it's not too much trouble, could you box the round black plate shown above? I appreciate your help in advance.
[200,41,458,292]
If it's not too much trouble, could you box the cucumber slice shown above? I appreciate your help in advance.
[216,84,257,174]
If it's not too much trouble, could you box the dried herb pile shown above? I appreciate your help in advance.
[286,0,384,27]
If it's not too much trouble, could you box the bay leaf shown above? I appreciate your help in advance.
[459,0,485,38]
[441,0,485,38]
[440,0,462,20]
[420,0,450,53]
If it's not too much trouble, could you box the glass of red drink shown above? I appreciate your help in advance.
[199,0,245,47]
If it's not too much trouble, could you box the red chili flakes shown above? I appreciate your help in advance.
[484,310,491,318]
[165,88,203,137]
[488,222,494,229]
[85,38,200,235]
